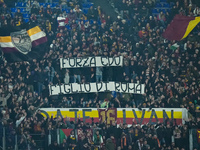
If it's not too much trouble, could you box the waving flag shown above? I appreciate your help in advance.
[0,23,47,62]
[60,129,73,143]
[163,15,200,41]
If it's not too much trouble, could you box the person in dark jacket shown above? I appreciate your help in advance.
[106,138,115,150]
[67,130,77,150]
[164,124,172,147]
[78,135,90,150]
[87,6,97,20]
[156,124,165,145]
[60,139,68,150]
[121,132,128,150]
[48,141,60,150]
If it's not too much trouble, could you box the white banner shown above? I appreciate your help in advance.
[60,56,123,69]
[49,82,145,95]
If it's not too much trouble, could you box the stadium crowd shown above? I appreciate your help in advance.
[0,0,200,149]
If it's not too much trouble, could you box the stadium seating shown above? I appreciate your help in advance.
[90,19,93,24]
[10,0,94,24]
[161,9,166,13]
[11,8,17,12]
[153,0,172,14]
[66,24,71,30]
[170,2,175,7]
[160,0,167,2]
[51,3,57,8]
[82,2,93,8]
[83,8,89,14]
[156,3,162,8]
[24,18,29,23]
[15,2,27,7]
[23,13,29,18]
[39,3,45,7]
[152,8,158,14]
[163,3,170,8]
[62,8,70,13]
[19,8,25,12]
[45,3,51,6]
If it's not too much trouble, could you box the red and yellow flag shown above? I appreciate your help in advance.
[163,15,200,41]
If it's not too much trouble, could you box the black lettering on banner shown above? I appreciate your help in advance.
[136,84,142,94]
[82,109,92,122]
[132,109,145,124]
[149,109,159,124]
[128,83,135,93]
[115,82,120,92]
[61,58,66,69]
[63,84,71,94]
[96,82,103,92]
[57,109,63,119]
[101,56,108,66]
[84,83,91,92]
[79,83,83,93]
[90,57,96,67]
[71,83,78,93]
[69,109,79,123]
[140,109,146,124]
[49,85,54,95]
[114,56,121,66]
[76,58,82,67]
[163,110,169,123]
[59,84,62,94]
[104,82,109,92]
[40,110,50,118]
[108,57,114,66]
[121,82,128,92]
[69,58,76,67]
[83,57,90,67]
[123,109,126,124]
[132,109,140,124]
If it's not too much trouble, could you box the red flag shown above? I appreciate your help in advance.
[163,15,200,41]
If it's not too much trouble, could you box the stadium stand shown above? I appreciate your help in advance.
[0,0,200,149]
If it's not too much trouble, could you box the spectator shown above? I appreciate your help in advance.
[173,126,182,148]
[87,6,97,20]
[193,6,200,16]
[45,5,52,18]
[0,92,11,107]
[0,4,10,14]
[157,11,166,26]
[32,0,40,10]
[64,69,70,84]
[45,62,55,83]
[67,130,77,149]
[49,141,60,150]
[96,67,103,82]
[15,8,23,18]
[93,130,103,149]
[106,138,115,150]
[26,0,31,13]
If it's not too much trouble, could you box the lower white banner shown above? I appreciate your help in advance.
[49,82,145,95]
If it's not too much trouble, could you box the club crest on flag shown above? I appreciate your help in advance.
[10,29,32,55]
[0,23,47,62]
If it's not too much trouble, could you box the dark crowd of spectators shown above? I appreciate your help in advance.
[45,116,200,150]
[0,0,200,149]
